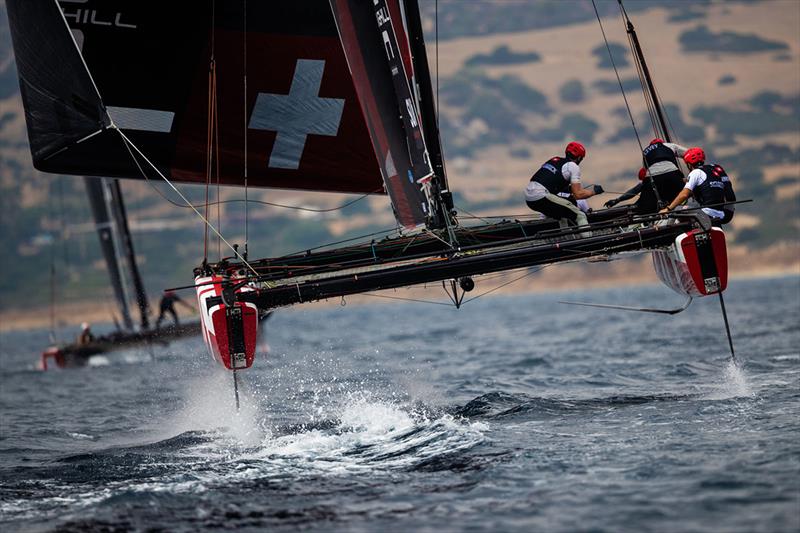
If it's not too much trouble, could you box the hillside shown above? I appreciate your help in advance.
[0,0,798,330]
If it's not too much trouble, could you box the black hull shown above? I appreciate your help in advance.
[42,323,200,369]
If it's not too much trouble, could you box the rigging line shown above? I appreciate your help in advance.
[48,180,57,343]
[454,204,492,224]
[597,0,663,208]
[361,292,454,306]
[458,213,541,220]
[591,0,644,153]
[204,63,212,261]
[214,68,222,261]
[114,127,261,279]
[461,266,548,306]
[133,176,380,213]
[261,226,400,260]
[58,177,70,268]
[617,0,677,140]
[435,0,439,134]
[424,228,453,249]
[243,0,249,256]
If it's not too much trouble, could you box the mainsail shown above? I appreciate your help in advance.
[83,177,150,331]
[84,177,135,330]
[6,0,436,206]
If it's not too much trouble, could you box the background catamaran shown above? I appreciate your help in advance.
[40,177,201,369]
[7,1,736,398]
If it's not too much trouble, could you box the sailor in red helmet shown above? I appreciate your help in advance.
[660,147,736,225]
[604,138,688,212]
[524,141,603,234]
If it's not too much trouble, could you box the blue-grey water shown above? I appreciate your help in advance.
[1,276,798,532]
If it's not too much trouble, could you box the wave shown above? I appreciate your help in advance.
[454,391,698,420]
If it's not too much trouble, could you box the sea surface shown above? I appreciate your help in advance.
[1,275,798,532]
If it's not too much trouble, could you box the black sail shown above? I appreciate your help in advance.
[84,177,134,331]
[108,180,150,330]
[6,0,108,163]
[7,0,393,196]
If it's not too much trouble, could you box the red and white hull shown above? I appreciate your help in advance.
[653,228,728,297]
[195,275,258,370]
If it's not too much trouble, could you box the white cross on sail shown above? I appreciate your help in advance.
[249,59,345,170]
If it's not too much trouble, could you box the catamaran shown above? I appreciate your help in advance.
[7,1,736,401]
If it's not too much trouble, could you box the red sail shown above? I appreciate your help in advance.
[330,0,434,228]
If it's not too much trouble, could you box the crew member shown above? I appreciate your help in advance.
[155,290,193,329]
[660,147,736,225]
[524,141,603,233]
[604,167,647,208]
[77,322,94,345]
[604,139,688,212]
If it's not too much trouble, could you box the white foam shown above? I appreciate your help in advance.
[67,432,94,440]
[162,370,267,448]
[244,393,487,475]
[704,359,754,400]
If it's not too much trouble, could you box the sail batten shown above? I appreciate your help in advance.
[7,0,108,164]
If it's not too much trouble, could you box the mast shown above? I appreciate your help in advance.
[84,177,134,330]
[401,0,445,187]
[329,0,434,229]
[620,0,671,142]
[401,0,456,233]
[108,179,150,330]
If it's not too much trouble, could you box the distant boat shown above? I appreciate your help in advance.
[40,322,200,370]
[38,177,203,369]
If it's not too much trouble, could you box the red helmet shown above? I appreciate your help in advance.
[649,138,665,145]
[565,141,586,159]
[638,167,647,180]
[683,147,705,166]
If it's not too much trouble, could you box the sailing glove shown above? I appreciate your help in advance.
[604,198,620,208]
[592,185,604,195]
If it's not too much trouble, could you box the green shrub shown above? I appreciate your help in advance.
[591,42,630,69]
[680,25,789,54]
[465,45,541,67]
[509,147,532,159]
[593,77,641,95]
[559,79,585,103]
[532,113,599,143]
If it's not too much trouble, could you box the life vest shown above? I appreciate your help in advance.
[530,157,571,195]
[643,142,678,167]
[715,164,737,212]
[694,164,727,208]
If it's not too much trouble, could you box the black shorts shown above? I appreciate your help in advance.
[635,170,685,214]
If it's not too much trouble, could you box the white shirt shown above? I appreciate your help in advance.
[647,142,688,176]
[525,161,582,201]
[685,168,725,219]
